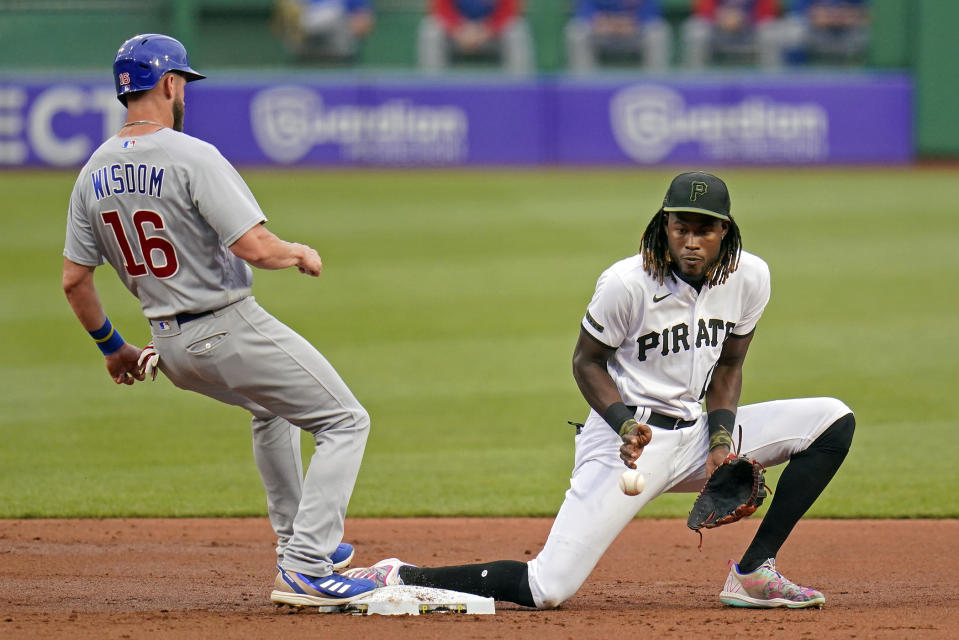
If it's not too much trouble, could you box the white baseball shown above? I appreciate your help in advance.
[618,469,646,496]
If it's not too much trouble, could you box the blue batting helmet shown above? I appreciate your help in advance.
[113,34,205,105]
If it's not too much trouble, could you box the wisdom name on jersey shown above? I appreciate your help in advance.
[91,162,166,200]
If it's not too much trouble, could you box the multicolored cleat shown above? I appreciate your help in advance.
[342,558,414,588]
[720,558,826,609]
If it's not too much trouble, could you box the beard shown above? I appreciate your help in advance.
[172,97,185,132]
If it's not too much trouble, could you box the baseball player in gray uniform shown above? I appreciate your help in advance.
[61,34,376,606]
[344,172,856,609]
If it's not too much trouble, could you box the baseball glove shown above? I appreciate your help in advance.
[687,450,769,548]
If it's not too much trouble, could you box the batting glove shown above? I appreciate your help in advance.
[137,342,160,381]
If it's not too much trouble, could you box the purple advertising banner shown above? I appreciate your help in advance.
[550,75,913,165]
[0,73,912,168]
[191,79,546,166]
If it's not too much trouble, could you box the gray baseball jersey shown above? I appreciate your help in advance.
[64,129,263,319]
[64,128,370,578]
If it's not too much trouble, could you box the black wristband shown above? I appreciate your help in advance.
[603,402,635,434]
[707,409,736,450]
[707,409,736,435]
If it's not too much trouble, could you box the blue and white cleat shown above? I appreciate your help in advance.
[271,566,376,607]
[331,542,355,571]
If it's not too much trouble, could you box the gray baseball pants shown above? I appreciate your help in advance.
[149,296,369,577]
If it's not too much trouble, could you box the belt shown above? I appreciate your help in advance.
[628,407,697,430]
[175,309,215,324]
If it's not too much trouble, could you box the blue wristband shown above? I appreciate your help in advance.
[90,317,125,356]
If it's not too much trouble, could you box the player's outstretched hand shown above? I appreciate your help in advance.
[106,342,146,385]
[295,244,323,277]
[619,422,653,469]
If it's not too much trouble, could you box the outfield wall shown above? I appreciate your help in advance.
[0,73,912,168]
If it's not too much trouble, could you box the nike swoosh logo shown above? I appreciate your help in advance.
[653,293,672,303]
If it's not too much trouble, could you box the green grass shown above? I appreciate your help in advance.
[1,168,957,518]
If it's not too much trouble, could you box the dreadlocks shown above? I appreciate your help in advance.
[640,208,742,287]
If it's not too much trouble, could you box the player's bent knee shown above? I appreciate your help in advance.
[352,405,371,431]
[336,402,370,429]
[809,411,855,456]
[533,577,581,609]
[822,397,855,446]
[818,396,852,418]
[529,537,600,608]
[536,590,569,610]
[301,403,370,436]
[829,412,855,451]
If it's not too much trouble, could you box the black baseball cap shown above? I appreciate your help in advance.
[662,171,731,221]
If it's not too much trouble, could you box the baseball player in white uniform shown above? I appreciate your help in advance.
[344,171,856,609]
[61,34,377,606]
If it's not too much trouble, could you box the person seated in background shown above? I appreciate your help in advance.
[680,0,784,69]
[274,0,375,63]
[418,0,535,76]
[780,0,870,65]
[566,0,672,72]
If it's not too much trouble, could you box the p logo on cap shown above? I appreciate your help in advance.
[690,181,708,202]
[663,171,731,221]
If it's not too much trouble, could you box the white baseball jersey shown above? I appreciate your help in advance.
[525,252,849,609]
[580,251,770,421]
[63,129,265,319]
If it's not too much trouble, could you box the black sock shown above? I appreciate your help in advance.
[739,412,855,573]
[398,561,535,608]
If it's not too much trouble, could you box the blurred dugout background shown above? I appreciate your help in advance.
[0,0,955,161]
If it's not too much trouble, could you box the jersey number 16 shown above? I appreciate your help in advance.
[101,209,179,279]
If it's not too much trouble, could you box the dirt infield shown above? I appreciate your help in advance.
[2,518,957,639]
